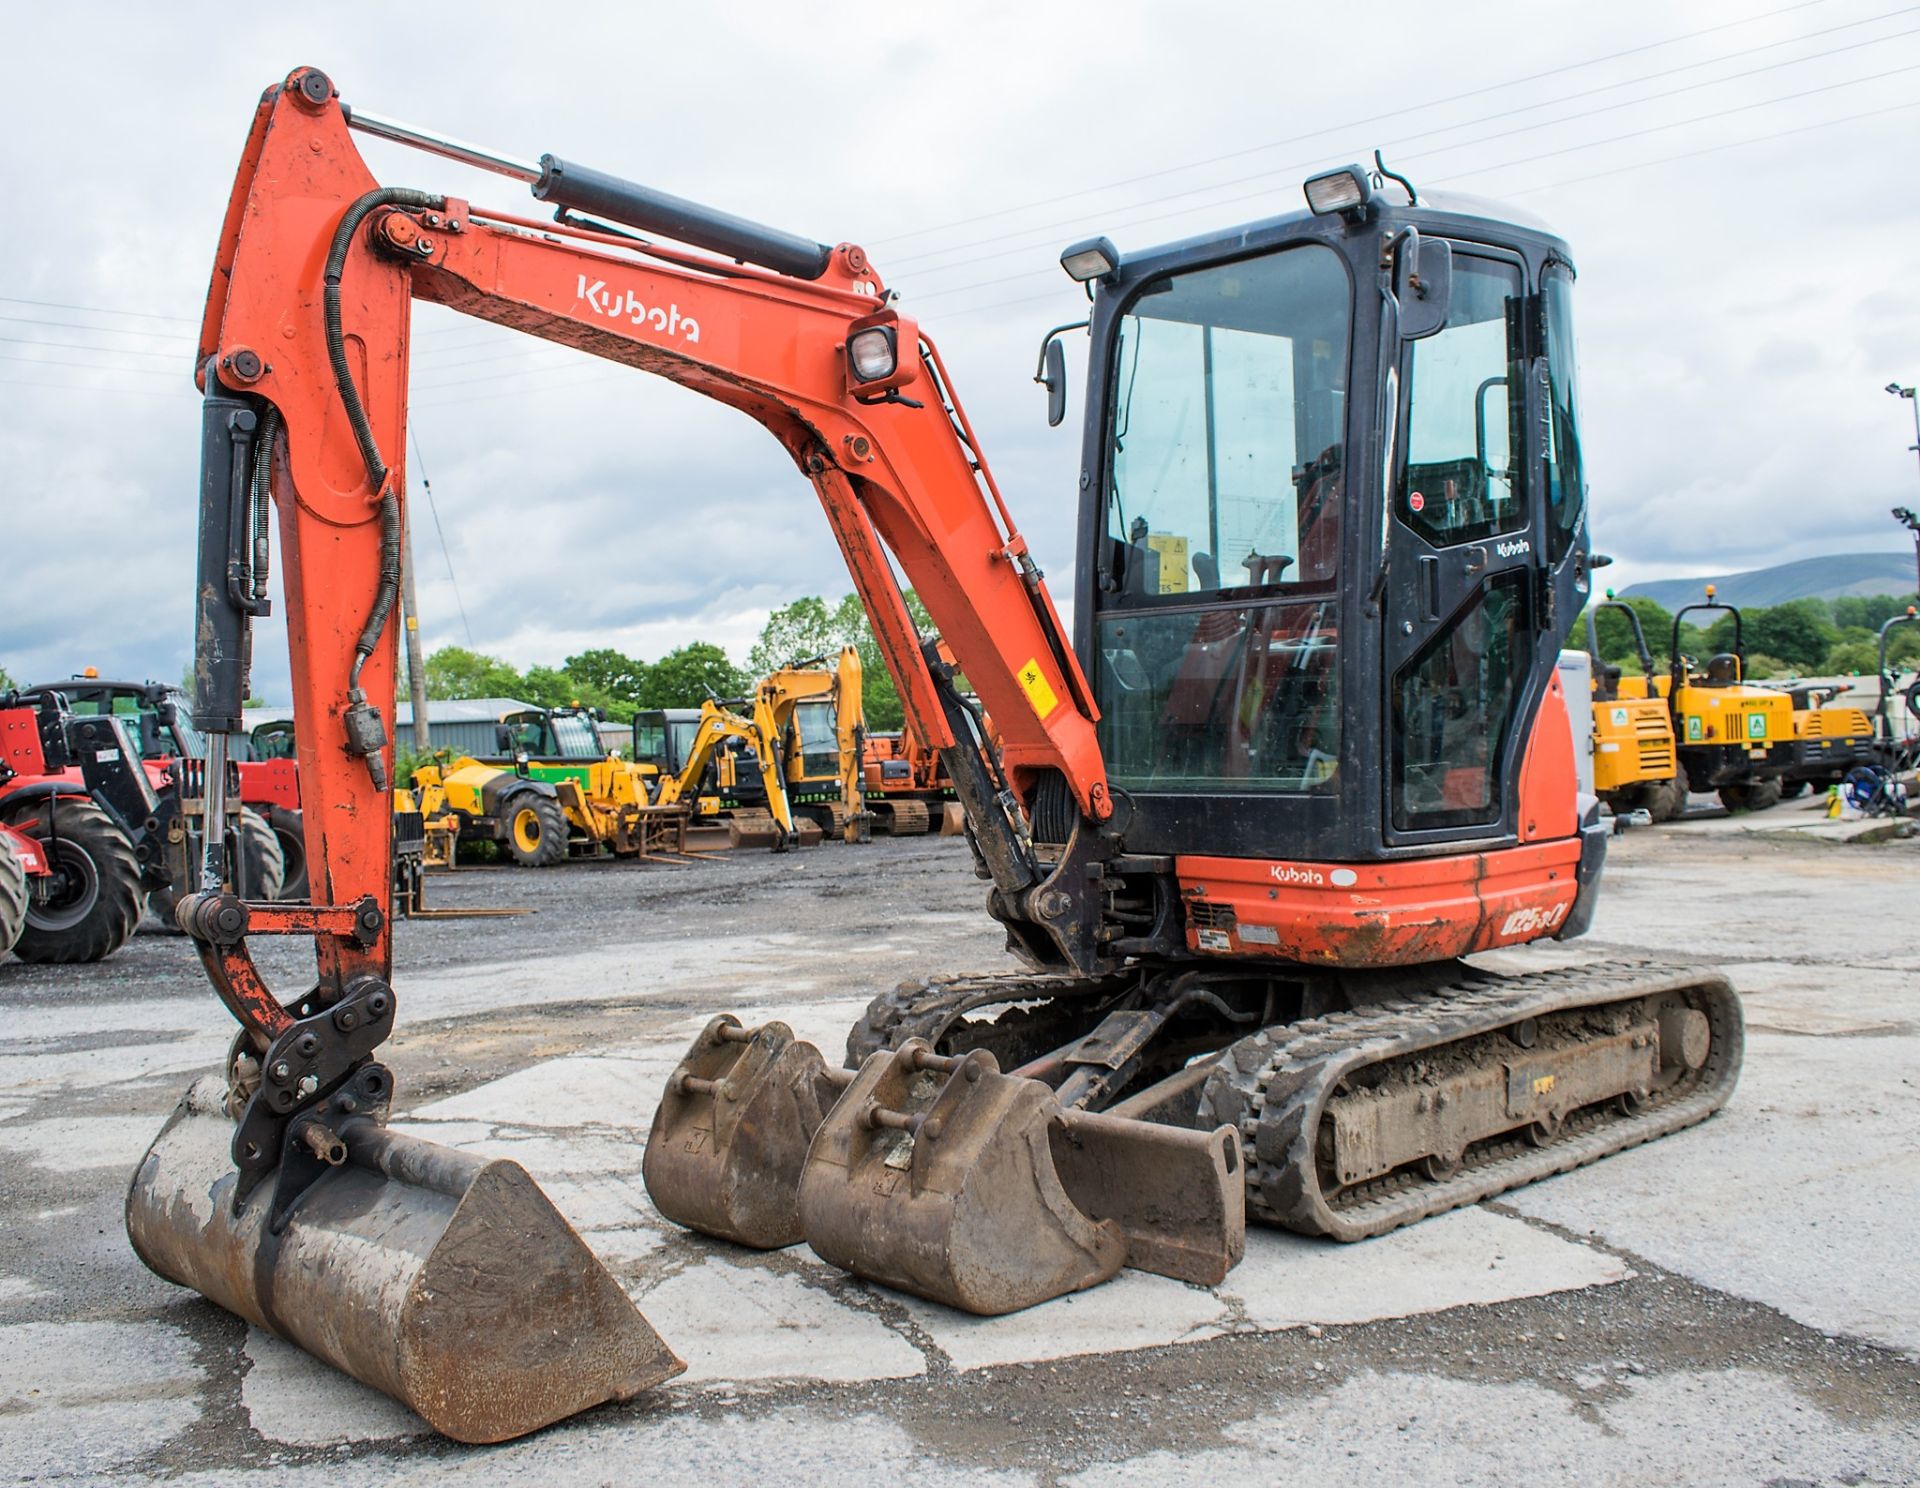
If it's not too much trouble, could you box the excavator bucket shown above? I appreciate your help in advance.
[644,1025,1245,1314]
[128,1077,683,1444]
[642,1016,841,1248]
[724,811,824,850]
[799,1039,1245,1314]
[798,1040,1125,1313]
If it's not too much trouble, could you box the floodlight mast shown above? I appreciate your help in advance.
[1888,382,1920,597]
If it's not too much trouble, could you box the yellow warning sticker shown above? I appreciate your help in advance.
[1017,657,1060,720]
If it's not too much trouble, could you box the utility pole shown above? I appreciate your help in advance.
[1888,384,1920,600]
[400,498,432,753]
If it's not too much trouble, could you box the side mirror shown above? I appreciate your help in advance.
[494,724,514,752]
[1039,338,1067,427]
[1033,322,1085,428]
[1395,232,1452,341]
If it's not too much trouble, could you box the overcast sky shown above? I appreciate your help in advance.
[3,1,1918,701]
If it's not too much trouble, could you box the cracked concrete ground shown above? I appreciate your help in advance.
[1,827,1916,1485]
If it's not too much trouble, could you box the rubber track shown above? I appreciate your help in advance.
[844,970,1128,1069]
[1197,957,1744,1241]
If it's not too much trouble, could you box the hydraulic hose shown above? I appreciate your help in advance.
[321,187,443,788]
[248,405,279,604]
[323,186,442,688]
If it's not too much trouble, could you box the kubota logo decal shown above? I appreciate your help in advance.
[576,275,702,342]
[1499,902,1570,938]
[1269,863,1325,886]
[1496,538,1531,559]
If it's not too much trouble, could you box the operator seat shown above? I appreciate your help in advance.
[1703,653,1740,687]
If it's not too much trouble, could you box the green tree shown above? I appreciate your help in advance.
[1825,639,1880,675]
[1582,596,1672,670]
[1832,592,1919,631]
[837,591,935,732]
[0,662,13,692]
[747,597,841,676]
[747,591,936,733]
[424,646,524,700]
[563,647,651,711]
[636,642,746,709]
[1743,599,1838,671]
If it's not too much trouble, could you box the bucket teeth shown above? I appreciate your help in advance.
[642,1016,839,1248]
[127,1077,684,1444]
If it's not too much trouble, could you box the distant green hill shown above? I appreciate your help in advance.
[1620,552,1916,610]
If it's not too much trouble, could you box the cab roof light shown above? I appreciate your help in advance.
[1059,236,1120,284]
[1303,165,1375,223]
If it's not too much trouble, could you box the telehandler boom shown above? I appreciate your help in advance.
[131,68,1742,1443]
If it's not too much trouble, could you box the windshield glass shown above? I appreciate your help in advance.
[793,700,840,779]
[1095,242,1350,794]
[63,690,201,760]
[548,714,602,759]
[1106,243,1349,600]
[668,719,701,771]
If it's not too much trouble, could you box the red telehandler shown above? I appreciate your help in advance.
[128,69,1742,1442]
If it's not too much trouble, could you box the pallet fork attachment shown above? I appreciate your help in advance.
[644,1023,1245,1314]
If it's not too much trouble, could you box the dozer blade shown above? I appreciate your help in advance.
[642,1015,842,1248]
[127,1077,684,1444]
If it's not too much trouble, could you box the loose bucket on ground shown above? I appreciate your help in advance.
[128,1076,683,1444]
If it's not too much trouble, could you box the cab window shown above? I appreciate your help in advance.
[1399,256,1526,548]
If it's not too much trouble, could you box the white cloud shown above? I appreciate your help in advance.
[3,1,1917,694]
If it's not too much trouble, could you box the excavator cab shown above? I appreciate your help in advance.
[1071,175,1600,895]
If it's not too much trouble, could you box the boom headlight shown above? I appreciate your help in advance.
[848,326,899,383]
[842,308,920,401]
[1303,165,1375,221]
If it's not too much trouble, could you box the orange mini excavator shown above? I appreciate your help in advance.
[129,68,1742,1443]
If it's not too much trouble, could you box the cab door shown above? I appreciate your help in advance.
[1380,246,1546,845]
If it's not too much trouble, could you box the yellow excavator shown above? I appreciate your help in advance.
[758,647,872,844]
[643,699,818,850]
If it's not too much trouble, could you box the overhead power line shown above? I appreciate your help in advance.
[406,431,475,647]
[904,54,1920,308]
[866,0,1840,249]
[0,333,184,360]
[1503,94,1920,197]
[0,294,198,325]
[0,375,196,400]
[0,348,181,379]
[0,313,191,341]
[887,3,1920,275]
[1440,57,1920,183]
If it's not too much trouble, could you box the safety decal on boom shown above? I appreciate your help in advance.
[1017,658,1059,720]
